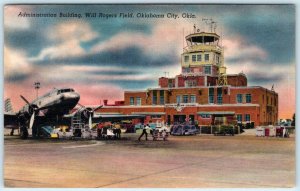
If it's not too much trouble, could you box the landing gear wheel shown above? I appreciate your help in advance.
[20,126,28,139]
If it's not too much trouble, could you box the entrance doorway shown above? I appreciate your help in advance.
[174,115,186,124]
[189,115,195,124]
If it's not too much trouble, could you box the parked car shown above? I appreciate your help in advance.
[171,124,199,136]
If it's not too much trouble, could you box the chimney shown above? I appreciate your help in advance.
[103,99,108,106]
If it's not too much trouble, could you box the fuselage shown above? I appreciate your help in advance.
[21,88,80,116]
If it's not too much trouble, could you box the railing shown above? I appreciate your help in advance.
[183,45,222,53]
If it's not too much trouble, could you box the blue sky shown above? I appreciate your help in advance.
[4,4,295,118]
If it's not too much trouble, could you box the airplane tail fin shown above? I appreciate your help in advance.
[4,98,14,113]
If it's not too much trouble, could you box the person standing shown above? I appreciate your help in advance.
[115,123,121,139]
[138,123,149,141]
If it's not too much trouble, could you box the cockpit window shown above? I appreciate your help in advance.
[58,89,74,94]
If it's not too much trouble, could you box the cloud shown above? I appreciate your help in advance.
[33,21,98,60]
[4,5,31,30]
[223,35,268,64]
[222,5,295,63]
[4,47,33,82]
[91,19,191,56]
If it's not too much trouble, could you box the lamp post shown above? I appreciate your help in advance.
[34,82,40,99]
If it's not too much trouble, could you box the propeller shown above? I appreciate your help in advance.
[88,105,103,129]
[20,95,39,129]
[77,104,103,130]
[88,114,92,129]
[29,111,35,129]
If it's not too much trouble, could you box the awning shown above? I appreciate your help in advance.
[197,111,235,116]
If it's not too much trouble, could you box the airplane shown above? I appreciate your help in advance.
[4,87,144,139]
[4,88,80,139]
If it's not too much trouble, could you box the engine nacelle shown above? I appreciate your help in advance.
[78,107,94,121]
[20,104,38,119]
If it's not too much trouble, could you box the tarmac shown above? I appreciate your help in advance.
[3,130,295,188]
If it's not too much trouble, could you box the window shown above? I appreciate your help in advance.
[183,67,191,73]
[192,55,196,62]
[130,97,134,105]
[168,79,173,88]
[183,95,189,103]
[237,114,242,122]
[200,114,211,118]
[217,96,222,104]
[197,54,201,61]
[185,80,196,87]
[204,65,211,74]
[136,97,141,105]
[245,114,251,121]
[152,90,157,105]
[216,55,220,64]
[190,95,196,103]
[245,94,251,103]
[176,95,181,104]
[217,87,222,104]
[184,55,189,62]
[209,87,214,104]
[160,90,164,105]
[236,94,243,103]
[205,54,209,61]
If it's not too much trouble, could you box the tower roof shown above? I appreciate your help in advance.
[186,32,220,43]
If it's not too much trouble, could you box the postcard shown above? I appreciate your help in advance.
[3,4,295,188]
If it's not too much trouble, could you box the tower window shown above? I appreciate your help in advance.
[192,55,196,62]
[197,54,201,61]
[184,55,189,62]
[204,65,211,74]
[205,54,209,61]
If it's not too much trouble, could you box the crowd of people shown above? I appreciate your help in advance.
[97,122,121,139]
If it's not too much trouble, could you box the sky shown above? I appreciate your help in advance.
[3,4,295,119]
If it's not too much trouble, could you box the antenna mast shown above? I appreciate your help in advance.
[202,18,217,33]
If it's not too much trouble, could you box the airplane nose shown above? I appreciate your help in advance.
[64,92,80,102]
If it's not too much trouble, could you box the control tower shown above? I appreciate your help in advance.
[181,21,227,85]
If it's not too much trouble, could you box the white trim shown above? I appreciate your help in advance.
[94,112,121,115]
[125,90,147,93]
[131,112,165,115]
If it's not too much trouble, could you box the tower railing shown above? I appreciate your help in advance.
[183,44,222,53]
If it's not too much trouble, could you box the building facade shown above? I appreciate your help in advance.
[96,25,278,127]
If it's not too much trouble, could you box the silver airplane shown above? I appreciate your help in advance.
[4,88,80,139]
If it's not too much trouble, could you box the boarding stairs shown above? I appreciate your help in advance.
[71,108,85,137]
